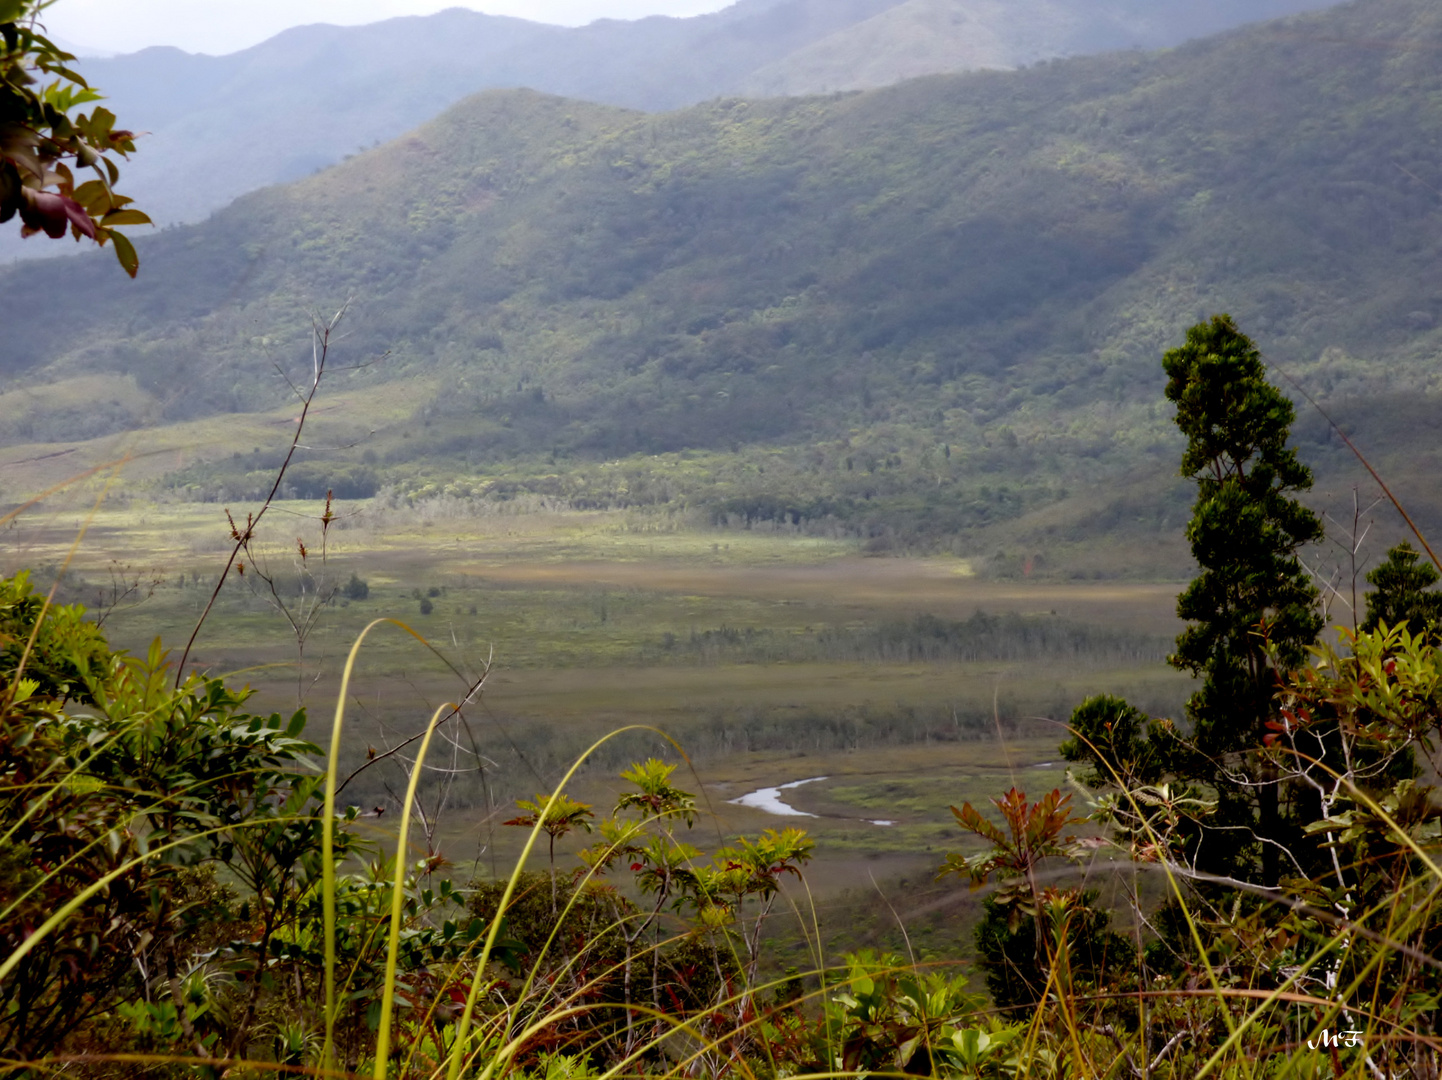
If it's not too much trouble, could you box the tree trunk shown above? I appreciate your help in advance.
[1259,758,1279,888]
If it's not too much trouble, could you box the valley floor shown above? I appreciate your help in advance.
[3,495,1190,910]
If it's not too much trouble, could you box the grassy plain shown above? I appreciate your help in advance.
[0,478,1205,991]
[6,489,1189,892]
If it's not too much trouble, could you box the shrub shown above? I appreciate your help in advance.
[341,572,369,600]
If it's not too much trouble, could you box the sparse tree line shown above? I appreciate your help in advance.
[652,611,1165,667]
[164,453,1059,555]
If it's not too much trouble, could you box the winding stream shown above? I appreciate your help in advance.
[729,776,895,825]
[728,776,826,817]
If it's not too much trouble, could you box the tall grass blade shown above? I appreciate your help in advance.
[374,701,454,1076]
[444,725,676,1080]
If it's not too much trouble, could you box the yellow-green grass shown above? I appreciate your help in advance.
[7,495,1185,661]
[7,498,1189,749]
[0,373,439,496]
[0,373,154,426]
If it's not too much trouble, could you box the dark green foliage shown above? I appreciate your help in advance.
[0,570,111,703]
[0,575,351,1059]
[284,462,378,500]
[660,611,1166,666]
[822,950,986,1075]
[0,2,148,273]
[341,572,369,601]
[468,870,633,968]
[653,933,740,1020]
[467,869,744,1049]
[1059,693,1162,787]
[1163,315,1323,884]
[0,572,522,1068]
[418,597,434,615]
[974,893,1135,1011]
[1163,314,1324,723]
[1363,542,1442,640]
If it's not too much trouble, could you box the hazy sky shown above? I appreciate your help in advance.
[43,1,733,56]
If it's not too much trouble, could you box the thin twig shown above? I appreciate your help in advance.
[334,665,488,798]
[174,300,351,685]
[1275,366,1440,571]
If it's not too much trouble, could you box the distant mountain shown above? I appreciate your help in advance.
[4,0,1440,563]
[3,0,1340,266]
[739,0,1339,95]
[47,35,116,59]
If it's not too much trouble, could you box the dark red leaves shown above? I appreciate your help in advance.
[19,189,95,239]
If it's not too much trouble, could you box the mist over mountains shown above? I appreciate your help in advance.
[4,0,1339,258]
[3,0,1440,568]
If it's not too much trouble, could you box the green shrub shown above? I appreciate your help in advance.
[0,571,111,703]
[342,572,370,600]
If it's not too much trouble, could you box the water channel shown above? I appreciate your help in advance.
[728,776,895,825]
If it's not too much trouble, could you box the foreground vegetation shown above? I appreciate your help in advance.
[4,559,1441,1075]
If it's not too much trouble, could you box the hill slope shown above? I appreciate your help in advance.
[3,0,1338,263]
[739,0,1334,95]
[3,0,1441,569]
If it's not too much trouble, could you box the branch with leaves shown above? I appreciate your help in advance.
[1,0,150,273]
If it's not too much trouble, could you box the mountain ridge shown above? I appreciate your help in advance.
[2,0,1341,267]
[4,0,1440,567]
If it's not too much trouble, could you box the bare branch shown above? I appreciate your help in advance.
[174,298,353,684]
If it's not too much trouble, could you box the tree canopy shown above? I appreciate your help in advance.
[1364,541,1442,640]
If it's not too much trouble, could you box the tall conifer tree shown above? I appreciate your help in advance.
[1163,315,1323,885]
[1362,542,1442,640]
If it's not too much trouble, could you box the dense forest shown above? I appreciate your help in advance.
[0,0,1335,249]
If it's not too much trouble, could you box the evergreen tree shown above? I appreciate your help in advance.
[1362,542,1442,640]
[1163,315,1323,885]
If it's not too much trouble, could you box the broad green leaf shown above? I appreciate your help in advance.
[109,228,138,277]
[100,208,150,226]
[74,178,112,213]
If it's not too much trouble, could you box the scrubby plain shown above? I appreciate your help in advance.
[5,490,1190,888]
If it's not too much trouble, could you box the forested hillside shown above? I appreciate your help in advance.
[0,0,1337,255]
[3,0,1441,567]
